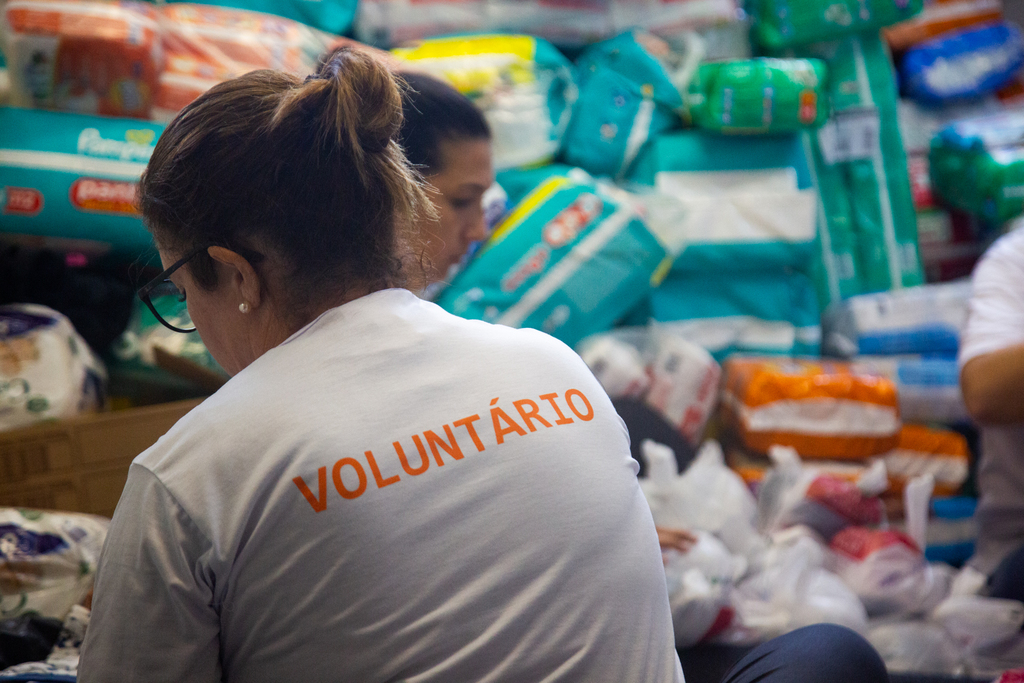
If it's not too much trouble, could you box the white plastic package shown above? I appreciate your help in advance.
[0,508,108,619]
[0,304,105,432]
[644,331,721,447]
[664,531,745,647]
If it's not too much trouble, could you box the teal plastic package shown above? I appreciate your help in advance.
[750,0,922,50]
[436,167,671,348]
[627,130,817,272]
[803,34,924,295]
[0,107,162,264]
[647,268,822,360]
[562,32,684,179]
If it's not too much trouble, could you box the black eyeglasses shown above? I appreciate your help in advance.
[137,244,211,333]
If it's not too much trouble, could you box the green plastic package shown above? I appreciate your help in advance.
[750,0,923,51]
[686,58,829,134]
[929,110,1024,223]
[802,34,923,297]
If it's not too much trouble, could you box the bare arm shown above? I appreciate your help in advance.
[961,343,1024,424]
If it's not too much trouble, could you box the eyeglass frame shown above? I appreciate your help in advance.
[137,243,213,334]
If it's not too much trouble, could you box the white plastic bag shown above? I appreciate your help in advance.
[577,334,649,399]
[868,621,965,675]
[644,330,721,448]
[664,531,745,647]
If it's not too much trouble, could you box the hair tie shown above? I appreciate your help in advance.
[304,73,322,84]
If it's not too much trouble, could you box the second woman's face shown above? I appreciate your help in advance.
[420,136,494,283]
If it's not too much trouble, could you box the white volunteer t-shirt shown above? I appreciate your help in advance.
[959,227,1024,575]
[80,289,683,683]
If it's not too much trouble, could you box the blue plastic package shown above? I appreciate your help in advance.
[902,22,1024,104]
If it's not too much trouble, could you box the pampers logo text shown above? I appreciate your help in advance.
[76,128,156,162]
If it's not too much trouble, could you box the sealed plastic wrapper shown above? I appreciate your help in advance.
[883,425,970,497]
[164,0,357,35]
[663,531,743,647]
[685,58,828,134]
[750,0,922,50]
[436,168,670,348]
[613,0,740,39]
[644,332,721,447]
[392,34,577,170]
[884,0,1002,51]
[0,508,108,620]
[901,22,1024,105]
[355,0,483,49]
[0,304,105,432]
[488,0,613,47]
[153,4,332,120]
[0,107,163,263]
[576,333,649,399]
[562,32,687,179]
[930,109,1024,223]
[850,356,969,423]
[722,357,900,460]
[1,0,161,118]
[821,281,972,358]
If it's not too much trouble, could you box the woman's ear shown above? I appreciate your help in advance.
[207,246,263,309]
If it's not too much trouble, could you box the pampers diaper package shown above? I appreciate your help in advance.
[0,107,162,262]
[436,167,671,348]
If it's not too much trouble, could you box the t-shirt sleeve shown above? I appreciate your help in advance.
[959,231,1024,367]
[79,464,221,683]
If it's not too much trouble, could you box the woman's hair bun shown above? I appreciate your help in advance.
[303,46,403,162]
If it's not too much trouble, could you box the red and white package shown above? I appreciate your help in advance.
[645,332,721,448]
[1,0,162,117]
[152,4,331,120]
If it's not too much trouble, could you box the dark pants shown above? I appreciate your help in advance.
[720,624,890,683]
[989,542,1024,604]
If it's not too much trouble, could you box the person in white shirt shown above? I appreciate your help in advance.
[960,225,1024,602]
[77,46,684,682]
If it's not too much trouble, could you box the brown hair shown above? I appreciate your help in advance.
[138,47,433,314]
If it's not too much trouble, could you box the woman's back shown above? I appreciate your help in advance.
[82,290,682,682]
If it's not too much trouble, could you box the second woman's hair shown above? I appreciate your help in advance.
[138,47,433,314]
[398,71,491,174]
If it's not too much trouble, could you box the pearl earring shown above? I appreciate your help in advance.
[239,302,250,313]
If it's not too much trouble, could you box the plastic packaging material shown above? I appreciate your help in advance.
[436,168,669,349]
[644,331,721,447]
[749,0,922,50]
[930,110,1024,223]
[1,0,161,118]
[828,526,952,617]
[851,356,970,423]
[868,621,965,675]
[685,58,827,134]
[0,304,105,432]
[613,0,741,41]
[757,445,886,540]
[648,269,822,361]
[628,130,818,273]
[805,34,924,296]
[0,508,108,620]
[730,527,868,640]
[883,426,970,500]
[821,280,972,358]
[0,604,90,681]
[355,0,483,49]
[884,0,1002,51]
[933,595,1024,650]
[902,23,1024,105]
[167,0,356,35]
[153,4,331,120]
[926,496,976,565]
[663,531,744,647]
[641,440,763,559]
[577,333,649,399]
[487,0,615,48]
[0,614,61,671]
[721,357,901,460]
[0,107,163,263]
[562,32,687,179]
[392,34,577,171]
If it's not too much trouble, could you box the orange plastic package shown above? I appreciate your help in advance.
[1,0,162,117]
[153,4,331,120]
[884,0,1002,52]
[722,357,901,460]
[883,424,970,497]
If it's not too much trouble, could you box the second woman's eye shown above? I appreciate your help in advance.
[450,197,477,210]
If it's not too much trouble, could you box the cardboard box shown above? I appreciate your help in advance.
[0,398,203,517]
